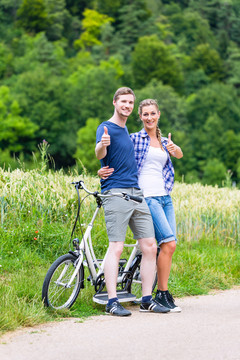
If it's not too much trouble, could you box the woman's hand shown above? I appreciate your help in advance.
[97,166,115,180]
[166,133,183,159]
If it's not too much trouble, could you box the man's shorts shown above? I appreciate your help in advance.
[102,187,155,242]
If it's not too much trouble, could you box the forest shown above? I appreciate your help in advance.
[0,0,240,187]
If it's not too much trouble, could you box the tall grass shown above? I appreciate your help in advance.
[0,168,239,335]
[172,182,239,244]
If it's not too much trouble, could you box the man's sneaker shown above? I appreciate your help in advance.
[105,301,132,316]
[140,298,170,313]
[155,290,182,313]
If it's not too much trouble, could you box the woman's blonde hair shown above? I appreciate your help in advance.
[138,99,162,149]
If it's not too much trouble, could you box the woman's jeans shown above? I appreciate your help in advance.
[145,195,177,245]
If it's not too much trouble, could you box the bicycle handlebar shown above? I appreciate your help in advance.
[72,180,143,203]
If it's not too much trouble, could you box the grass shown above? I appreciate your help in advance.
[0,168,240,336]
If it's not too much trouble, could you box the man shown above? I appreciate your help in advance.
[95,87,170,316]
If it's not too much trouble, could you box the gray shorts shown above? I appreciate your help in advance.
[102,188,155,242]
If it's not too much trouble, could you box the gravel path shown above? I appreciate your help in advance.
[1,288,240,360]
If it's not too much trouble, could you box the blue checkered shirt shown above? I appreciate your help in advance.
[130,129,175,194]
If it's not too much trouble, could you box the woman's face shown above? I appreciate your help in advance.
[140,105,160,132]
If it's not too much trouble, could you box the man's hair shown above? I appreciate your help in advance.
[113,87,136,101]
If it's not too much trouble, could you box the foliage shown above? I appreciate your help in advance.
[17,0,49,33]
[74,8,113,50]
[0,0,239,186]
[132,35,183,91]
[0,86,38,153]
[74,118,101,173]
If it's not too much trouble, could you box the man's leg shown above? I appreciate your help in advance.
[138,237,170,313]
[104,241,123,299]
[104,241,132,316]
[138,237,157,297]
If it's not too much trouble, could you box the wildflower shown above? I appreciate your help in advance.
[34,237,37,241]
[35,230,39,234]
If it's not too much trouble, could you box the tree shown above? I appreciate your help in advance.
[202,158,227,186]
[74,9,113,50]
[186,83,240,133]
[66,57,123,127]
[132,35,183,90]
[44,0,69,41]
[0,86,38,153]
[17,0,49,33]
[190,43,225,81]
[0,42,13,78]
[65,0,94,17]
[74,118,101,174]
[168,10,216,53]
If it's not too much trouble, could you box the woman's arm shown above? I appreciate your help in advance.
[97,166,115,179]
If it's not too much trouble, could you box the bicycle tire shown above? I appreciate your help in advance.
[42,253,84,310]
[129,255,157,304]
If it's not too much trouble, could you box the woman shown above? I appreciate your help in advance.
[99,99,183,312]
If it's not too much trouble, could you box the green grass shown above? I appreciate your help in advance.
[0,168,240,336]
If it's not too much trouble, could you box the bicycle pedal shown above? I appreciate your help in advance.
[93,290,136,305]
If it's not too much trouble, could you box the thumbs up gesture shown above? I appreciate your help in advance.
[165,132,183,159]
[101,126,111,147]
[166,132,176,155]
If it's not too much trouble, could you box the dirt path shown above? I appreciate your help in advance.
[1,288,240,360]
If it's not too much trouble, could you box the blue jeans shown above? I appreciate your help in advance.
[145,195,177,245]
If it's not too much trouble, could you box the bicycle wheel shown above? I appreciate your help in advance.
[42,253,84,310]
[130,256,157,304]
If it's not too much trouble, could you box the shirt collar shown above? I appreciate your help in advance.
[139,128,149,138]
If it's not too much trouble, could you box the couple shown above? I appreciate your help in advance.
[95,87,183,316]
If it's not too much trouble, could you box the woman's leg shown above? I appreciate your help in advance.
[157,240,176,290]
[145,196,176,290]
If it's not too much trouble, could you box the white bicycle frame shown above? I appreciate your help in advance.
[66,183,142,290]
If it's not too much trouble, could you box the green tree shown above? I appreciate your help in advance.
[74,118,100,174]
[168,10,216,53]
[66,57,123,127]
[0,86,38,153]
[74,9,113,50]
[17,0,49,33]
[44,0,69,41]
[202,158,227,186]
[0,42,13,78]
[186,83,240,132]
[132,35,183,90]
[190,43,225,81]
[65,0,95,17]
[226,44,240,90]
[224,130,240,184]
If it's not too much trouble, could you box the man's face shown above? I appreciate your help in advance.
[113,94,135,119]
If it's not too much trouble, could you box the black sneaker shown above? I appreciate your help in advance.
[105,301,132,316]
[140,298,170,313]
[155,290,182,313]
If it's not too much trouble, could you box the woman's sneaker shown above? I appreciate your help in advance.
[105,301,132,316]
[155,290,182,313]
[140,298,170,313]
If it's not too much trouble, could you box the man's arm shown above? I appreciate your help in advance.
[95,126,110,160]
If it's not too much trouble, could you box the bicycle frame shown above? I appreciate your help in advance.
[67,204,140,291]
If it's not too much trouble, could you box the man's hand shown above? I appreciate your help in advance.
[101,126,110,147]
[95,126,111,160]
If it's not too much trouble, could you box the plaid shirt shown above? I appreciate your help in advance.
[130,128,175,194]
